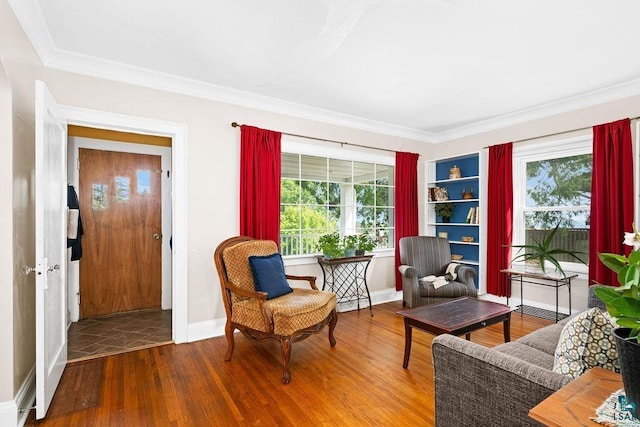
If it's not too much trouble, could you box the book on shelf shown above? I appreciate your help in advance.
[465,207,480,224]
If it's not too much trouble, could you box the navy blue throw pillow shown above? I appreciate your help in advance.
[248,253,293,300]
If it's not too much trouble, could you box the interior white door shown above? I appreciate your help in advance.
[35,80,68,419]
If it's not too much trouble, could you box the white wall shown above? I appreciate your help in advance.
[43,69,430,326]
[0,1,44,412]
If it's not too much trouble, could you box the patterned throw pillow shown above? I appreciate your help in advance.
[553,307,619,378]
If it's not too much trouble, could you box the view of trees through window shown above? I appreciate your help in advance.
[281,152,394,256]
[524,153,591,263]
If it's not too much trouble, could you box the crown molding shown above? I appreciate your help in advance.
[431,78,640,143]
[11,0,640,146]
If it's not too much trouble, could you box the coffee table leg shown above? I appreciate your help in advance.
[503,313,511,342]
[465,333,471,341]
[403,318,412,369]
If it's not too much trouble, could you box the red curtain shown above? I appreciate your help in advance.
[239,125,282,244]
[487,143,513,297]
[589,118,634,287]
[394,152,420,291]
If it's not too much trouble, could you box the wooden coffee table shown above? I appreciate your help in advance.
[397,297,514,368]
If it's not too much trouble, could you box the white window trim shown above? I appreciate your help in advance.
[512,135,591,275]
[281,136,395,266]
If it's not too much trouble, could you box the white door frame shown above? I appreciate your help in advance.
[68,138,173,319]
[60,105,188,343]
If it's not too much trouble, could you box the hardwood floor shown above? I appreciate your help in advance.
[26,301,552,426]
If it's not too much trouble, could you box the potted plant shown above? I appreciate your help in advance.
[317,232,343,259]
[355,233,377,256]
[343,235,358,257]
[594,225,640,419]
[434,203,454,223]
[508,223,586,278]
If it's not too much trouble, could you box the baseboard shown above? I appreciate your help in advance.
[0,365,35,427]
[187,288,403,341]
[479,293,573,315]
[187,317,227,342]
[336,287,402,312]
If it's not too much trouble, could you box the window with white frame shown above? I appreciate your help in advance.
[280,139,395,257]
[513,137,592,269]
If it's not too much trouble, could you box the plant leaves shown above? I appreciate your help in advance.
[598,253,627,273]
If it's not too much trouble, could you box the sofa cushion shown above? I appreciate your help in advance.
[231,288,336,335]
[493,342,555,370]
[418,279,473,298]
[516,322,565,355]
[552,307,619,378]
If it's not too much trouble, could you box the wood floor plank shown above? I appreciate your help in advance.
[27,301,552,426]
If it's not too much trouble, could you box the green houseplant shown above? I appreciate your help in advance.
[356,233,377,256]
[434,203,454,223]
[317,232,343,259]
[342,235,358,257]
[509,223,586,278]
[594,225,640,419]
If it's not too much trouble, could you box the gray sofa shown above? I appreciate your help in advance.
[431,288,606,427]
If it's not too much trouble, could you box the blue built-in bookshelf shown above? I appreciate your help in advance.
[426,152,486,293]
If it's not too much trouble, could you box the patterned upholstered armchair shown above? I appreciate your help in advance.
[398,236,477,308]
[214,236,338,384]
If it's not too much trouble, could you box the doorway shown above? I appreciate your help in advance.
[66,126,175,359]
[62,107,188,344]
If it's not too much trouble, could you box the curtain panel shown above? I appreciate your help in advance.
[394,152,420,291]
[589,118,634,287]
[239,125,282,244]
[486,143,513,297]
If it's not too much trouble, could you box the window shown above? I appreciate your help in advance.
[513,137,591,268]
[280,142,395,257]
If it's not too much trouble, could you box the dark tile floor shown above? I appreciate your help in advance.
[67,309,172,362]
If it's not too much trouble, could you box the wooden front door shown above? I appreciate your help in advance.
[79,148,162,317]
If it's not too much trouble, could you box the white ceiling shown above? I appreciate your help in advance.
[10,0,640,142]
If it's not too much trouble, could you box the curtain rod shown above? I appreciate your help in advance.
[231,122,399,154]
[483,116,640,149]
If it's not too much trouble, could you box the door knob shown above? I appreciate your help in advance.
[153,233,160,240]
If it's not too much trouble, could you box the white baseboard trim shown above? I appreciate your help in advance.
[187,288,403,342]
[479,293,573,315]
[337,287,402,313]
[0,365,35,427]
[187,317,227,342]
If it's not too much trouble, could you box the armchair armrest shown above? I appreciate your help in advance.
[455,264,477,297]
[432,334,571,427]
[286,274,318,290]
[224,281,268,301]
[398,264,420,308]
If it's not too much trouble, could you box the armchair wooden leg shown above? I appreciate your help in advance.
[224,323,235,362]
[328,309,337,347]
[280,338,292,384]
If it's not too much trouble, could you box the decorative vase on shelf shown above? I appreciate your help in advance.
[344,249,356,257]
[613,327,640,420]
[442,217,450,223]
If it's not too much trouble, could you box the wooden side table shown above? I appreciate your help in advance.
[528,367,623,426]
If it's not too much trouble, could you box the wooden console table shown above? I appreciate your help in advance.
[501,267,578,322]
[317,255,373,316]
[529,367,623,426]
